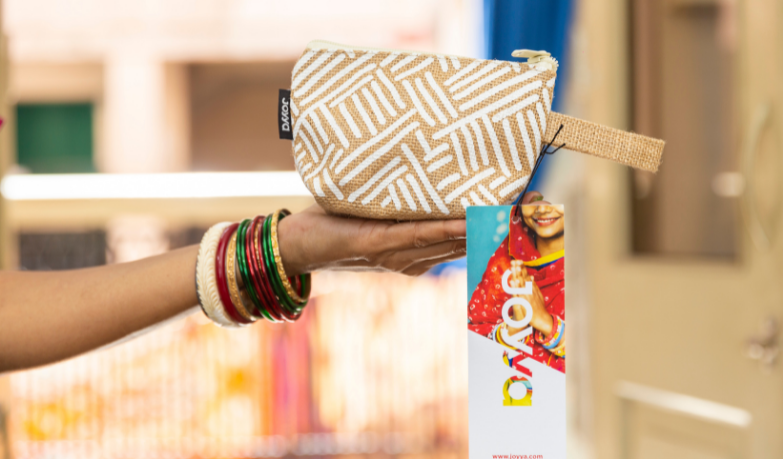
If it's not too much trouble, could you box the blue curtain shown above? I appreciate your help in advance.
[484,0,574,191]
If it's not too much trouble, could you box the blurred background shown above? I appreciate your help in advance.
[1,0,782,458]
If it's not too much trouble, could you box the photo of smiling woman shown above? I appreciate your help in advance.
[468,191,565,372]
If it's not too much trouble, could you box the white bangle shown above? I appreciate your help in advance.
[196,222,241,328]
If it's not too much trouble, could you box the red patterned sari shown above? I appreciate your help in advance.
[468,214,565,373]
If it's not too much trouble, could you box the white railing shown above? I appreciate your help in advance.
[0,172,316,229]
[1,171,310,200]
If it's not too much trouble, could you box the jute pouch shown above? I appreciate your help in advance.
[289,40,664,220]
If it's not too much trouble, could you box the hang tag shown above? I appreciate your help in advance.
[278,89,293,140]
[467,204,566,459]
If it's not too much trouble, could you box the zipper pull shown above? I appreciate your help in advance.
[511,49,558,72]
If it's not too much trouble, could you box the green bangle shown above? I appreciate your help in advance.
[267,215,302,313]
[272,209,311,308]
[275,210,312,305]
[262,215,304,314]
[236,219,273,321]
[269,210,309,304]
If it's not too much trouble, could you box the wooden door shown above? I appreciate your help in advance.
[585,0,783,457]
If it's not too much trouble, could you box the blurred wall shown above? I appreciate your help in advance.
[0,0,484,269]
[189,61,296,171]
[0,0,11,438]
[3,0,482,174]
[0,0,8,267]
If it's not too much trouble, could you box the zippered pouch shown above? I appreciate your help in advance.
[288,40,664,220]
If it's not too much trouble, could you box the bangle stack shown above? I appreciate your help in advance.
[196,209,311,327]
[535,315,565,358]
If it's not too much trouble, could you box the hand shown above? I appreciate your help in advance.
[507,248,554,337]
[277,205,466,276]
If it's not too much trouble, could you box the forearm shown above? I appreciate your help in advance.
[530,311,554,336]
[0,206,466,373]
[0,245,199,373]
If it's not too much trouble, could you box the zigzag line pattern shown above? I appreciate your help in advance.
[291,49,556,220]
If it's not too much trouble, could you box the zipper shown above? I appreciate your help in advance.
[306,40,558,72]
[511,49,559,72]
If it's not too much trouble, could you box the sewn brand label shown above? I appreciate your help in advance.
[467,205,566,459]
[278,89,293,140]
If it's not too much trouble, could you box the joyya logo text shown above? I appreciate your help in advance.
[499,269,535,406]
[278,89,293,140]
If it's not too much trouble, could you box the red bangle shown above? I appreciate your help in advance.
[215,224,252,324]
[242,216,279,322]
[253,217,293,322]
[253,215,299,322]
[246,216,286,322]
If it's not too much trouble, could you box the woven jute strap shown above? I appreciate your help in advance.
[545,112,664,172]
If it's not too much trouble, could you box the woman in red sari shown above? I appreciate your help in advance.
[468,192,565,372]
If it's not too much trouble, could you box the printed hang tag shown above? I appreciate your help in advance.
[278,89,293,140]
[467,204,566,459]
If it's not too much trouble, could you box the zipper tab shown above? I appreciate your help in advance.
[511,49,558,72]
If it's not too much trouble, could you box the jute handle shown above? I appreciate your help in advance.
[545,112,664,172]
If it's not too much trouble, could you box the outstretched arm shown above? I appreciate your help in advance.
[0,245,201,373]
[0,205,466,373]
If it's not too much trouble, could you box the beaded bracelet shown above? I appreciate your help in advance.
[196,210,312,327]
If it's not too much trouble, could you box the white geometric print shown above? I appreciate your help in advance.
[290,47,556,220]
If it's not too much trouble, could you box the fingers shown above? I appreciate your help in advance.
[401,250,468,276]
[509,259,528,285]
[279,205,468,275]
[520,265,533,283]
[512,303,531,321]
[386,239,466,272]
[376,219,466,252]
[521,191,550,206]
[324,241,466,276]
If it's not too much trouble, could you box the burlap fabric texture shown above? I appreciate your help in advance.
[290,45,664,220]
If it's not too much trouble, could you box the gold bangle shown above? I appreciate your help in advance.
[271,209,306,304]
[226,230,259,321]
[495,323,521,352]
